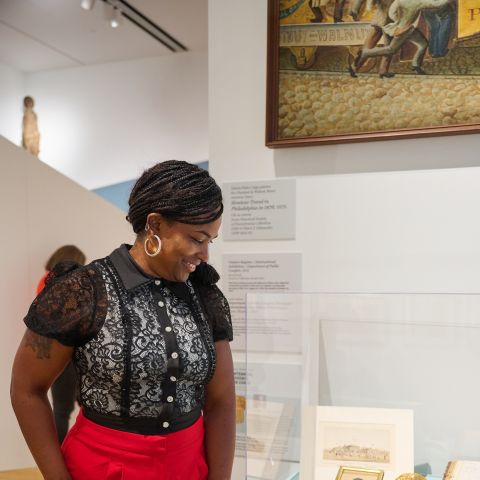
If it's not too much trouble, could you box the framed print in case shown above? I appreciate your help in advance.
[300,406,413,480]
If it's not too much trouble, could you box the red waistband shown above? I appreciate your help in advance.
[82,405,201,435]
[71,409,204,454]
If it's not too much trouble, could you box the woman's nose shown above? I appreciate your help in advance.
[197,243,209,263]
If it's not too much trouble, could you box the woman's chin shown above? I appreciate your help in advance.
[173,271,190,283]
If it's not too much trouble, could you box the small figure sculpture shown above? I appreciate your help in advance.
[22,96,40,156]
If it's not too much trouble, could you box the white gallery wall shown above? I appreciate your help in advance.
[1,51,208,190]
[26,52,208,190]
[0,61,24,145]
[208,0,480,293]
[0,136,133,470]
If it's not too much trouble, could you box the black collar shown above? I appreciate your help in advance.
[108,244,191,302]
[109,244,153,291]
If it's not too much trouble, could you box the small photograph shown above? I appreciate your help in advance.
[322,422,393,465]
[335,466,385,480]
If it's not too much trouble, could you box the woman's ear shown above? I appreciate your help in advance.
[146,213,163,234]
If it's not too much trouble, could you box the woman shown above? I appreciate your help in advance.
[37,245,86,444]
[11,161,236,480]
[37,245,86,295]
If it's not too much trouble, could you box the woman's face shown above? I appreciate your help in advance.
[153,216,222,282]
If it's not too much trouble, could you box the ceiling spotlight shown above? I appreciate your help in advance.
[80,0,96,10]
[99,0,187,52]
[110,6,122,28]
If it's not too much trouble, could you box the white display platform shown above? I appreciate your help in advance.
[244,293,480,480]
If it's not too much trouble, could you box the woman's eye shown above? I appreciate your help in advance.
[191,237,214,245]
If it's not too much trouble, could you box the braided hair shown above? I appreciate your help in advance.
[127,160,223,233]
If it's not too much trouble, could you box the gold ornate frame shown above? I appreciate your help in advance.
[335,466,385,480]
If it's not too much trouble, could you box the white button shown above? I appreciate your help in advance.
[155,280,161,286]
[170,376,177,382]
[171,352,178,359]
[162,421,169,428]
[167,396,174,403]
[165,326,172,333]
[157,301,164,307]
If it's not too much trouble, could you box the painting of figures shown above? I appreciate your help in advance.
[266,0,480,145]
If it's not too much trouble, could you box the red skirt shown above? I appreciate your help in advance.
[62,409,208,480]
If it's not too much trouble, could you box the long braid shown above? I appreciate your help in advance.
[127,160,223,233]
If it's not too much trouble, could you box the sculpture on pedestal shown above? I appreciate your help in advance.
[22,96,40,156]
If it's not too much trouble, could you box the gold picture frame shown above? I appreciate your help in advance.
[336,466,385,480]
[266,0,480,147]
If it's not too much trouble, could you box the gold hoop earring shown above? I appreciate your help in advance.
[144,235,162,257]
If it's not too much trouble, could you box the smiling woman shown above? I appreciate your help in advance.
[10,160,235,480]
[126,160,223,282]
[131,217,221,282]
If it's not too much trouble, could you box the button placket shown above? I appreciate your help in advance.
[152,284,180,430]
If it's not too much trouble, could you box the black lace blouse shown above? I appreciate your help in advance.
[24,245,233,431]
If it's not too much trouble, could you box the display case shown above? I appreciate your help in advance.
[244,293,480,480]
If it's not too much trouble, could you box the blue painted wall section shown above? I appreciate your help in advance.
[93,179,136,213]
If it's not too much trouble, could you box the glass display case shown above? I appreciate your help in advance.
[244,293,480,480]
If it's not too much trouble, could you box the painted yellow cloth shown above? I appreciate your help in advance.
[458,0,480,39]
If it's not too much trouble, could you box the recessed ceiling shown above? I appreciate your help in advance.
[0,0,207,73]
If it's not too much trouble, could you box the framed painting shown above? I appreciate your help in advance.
[266,0,480,146]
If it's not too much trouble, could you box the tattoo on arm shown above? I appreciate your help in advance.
[24,330,53,359]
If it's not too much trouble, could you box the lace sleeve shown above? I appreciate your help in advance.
[190,263,233,342]
[197,284,233,342]
[24,265,107,347]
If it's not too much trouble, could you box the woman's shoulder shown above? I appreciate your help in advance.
[25,258,108,347]
[46,257,97,280]
[43,255,110,292]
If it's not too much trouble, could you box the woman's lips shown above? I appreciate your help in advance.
[184,260,198,273]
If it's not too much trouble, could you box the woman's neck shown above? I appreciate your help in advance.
[129,240,166,279]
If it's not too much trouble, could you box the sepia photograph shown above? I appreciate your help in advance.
[266,0,480,146]
[322,422,393,465]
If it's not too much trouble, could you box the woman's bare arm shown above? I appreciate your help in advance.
[11,329,74,480]
[204,340,236,480]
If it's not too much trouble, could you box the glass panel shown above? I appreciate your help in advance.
[245,293,480,480]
